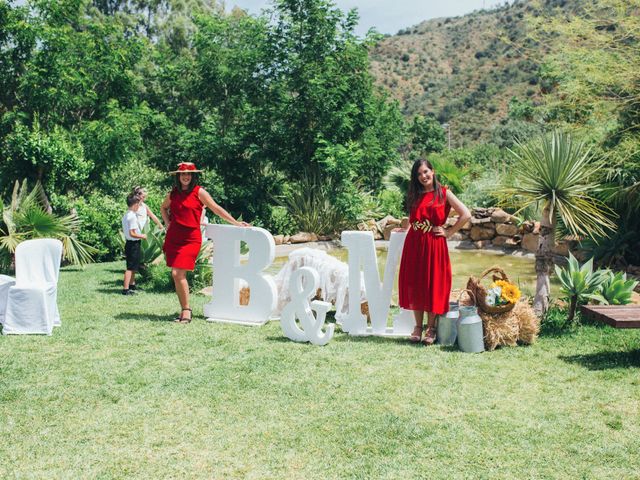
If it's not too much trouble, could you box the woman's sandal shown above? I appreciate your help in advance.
[422,326,437,346]
[174,308,193,323]
[409,325,425,343]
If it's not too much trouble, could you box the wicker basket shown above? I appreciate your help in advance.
[466,266,516,315]
[456,288,477,307]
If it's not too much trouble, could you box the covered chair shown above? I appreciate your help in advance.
[2,239,63,335]
[0,274,16,325]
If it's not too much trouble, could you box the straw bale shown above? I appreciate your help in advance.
[514,300,540,345]
[480,310,520,351]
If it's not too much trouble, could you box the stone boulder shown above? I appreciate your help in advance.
[552,241,570,256]
[377,215,401,232]
[470,226,495,241]
[492,236,519,248]
[383,224,400,241]
[273,234,284,245]
[358,219,382,239]
[460,220,472,231]
[472,207,491,218]
[490,208,512,223]
[522,233,539,253]
[401,216,410,230]
[445,216,458,227]
[358,219,377,232]
[495,223,519,237]
[532,221,541,235]
[470,217,493,225]
[290,232,318,244]
[474,240,492,249]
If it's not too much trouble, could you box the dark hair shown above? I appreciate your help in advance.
[127,194,142,207]
[173,172,198,193]
[407,158,444,211]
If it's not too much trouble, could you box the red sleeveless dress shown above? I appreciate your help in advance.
[398,187,452,314]
[163,185,204,271]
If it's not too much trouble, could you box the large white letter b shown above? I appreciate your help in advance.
[203,225,276,326]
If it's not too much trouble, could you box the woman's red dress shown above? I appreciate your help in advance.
[398,186,452,315]
[163,185,203,271]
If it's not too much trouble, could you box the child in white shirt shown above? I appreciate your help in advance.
[122,194,147,295]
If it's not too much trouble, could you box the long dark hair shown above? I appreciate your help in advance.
[173,172,198,194]
[407,158,444,211]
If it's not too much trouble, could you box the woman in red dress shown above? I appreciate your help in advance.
[161,162,249,323]
[397,159,471,345]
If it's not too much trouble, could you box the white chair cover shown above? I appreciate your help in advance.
[2,239,63,335]
[272,247,366,322]
[0,274,16,325]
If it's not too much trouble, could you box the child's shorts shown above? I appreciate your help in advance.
[125,240,141,271]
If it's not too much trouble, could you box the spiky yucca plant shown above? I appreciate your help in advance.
[497,131,617,315]
[0,180,96,271]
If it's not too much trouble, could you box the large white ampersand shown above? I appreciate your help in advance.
[280,267,334,346]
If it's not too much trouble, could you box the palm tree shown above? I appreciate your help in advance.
[0,180,96,271]
[497,131,617,315]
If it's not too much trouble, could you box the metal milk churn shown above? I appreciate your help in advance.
[437,302,459,346]
[457,305,485,353]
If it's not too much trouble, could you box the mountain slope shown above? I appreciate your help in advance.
[368,0,578,147]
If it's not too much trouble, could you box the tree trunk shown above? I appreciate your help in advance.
[533,202,556,316]
[567,295,578,323]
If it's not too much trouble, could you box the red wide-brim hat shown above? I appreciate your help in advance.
[169,162,203,174]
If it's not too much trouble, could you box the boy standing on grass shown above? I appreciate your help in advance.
[122,194,147,295]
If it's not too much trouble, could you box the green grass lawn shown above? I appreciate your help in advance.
[1,261,639,479]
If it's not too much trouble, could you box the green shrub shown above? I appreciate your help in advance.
[54,192,122,262]
[589,271,638,306]
[377,189,405,218]
[554,254,609,323]
[266,205,297,235]
[140,263,174,292]
[457,169,501,208]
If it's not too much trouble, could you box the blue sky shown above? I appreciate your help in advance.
[227,0,513,36]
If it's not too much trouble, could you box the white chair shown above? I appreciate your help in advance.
[0,274,16,325]
[2,239,63,335]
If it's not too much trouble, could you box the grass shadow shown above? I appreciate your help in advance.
[333,334,412,346]
[95,288,126,294]
[103,268,124,274]
[437,345,459,352]
[560,349,640,370]
[264,335,299,343]
[114,313,177,322]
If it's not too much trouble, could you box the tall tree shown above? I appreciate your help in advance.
[497,131,617,314]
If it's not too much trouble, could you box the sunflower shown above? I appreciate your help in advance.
[501,283,521,304]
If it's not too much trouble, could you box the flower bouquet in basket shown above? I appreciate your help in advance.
[486,279,521,308]
[466,267,521,314]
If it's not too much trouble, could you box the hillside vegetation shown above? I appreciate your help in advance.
[369,0,578,146]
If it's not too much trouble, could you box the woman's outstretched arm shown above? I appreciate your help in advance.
[198,188,250,227]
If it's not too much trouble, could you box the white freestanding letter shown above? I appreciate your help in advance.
[204,225,276,326]
[341,230,407,335]
[280,267,334,346]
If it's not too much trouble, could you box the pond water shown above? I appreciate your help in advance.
[266,247,559,301]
